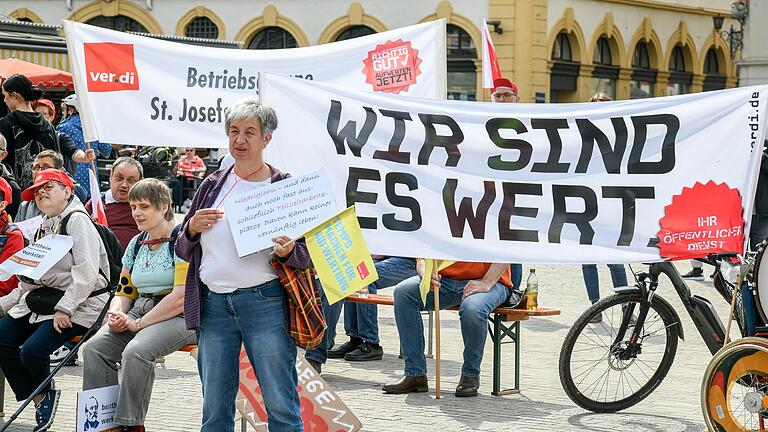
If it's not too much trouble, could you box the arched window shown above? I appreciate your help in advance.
[593,37,612,65]
[703,48,725,91]
[446,24,477,101]
[550,31,580,102]
[185,16,219,39]
[552,32,572,61]
[86,15,148,33]
[591,36,618,99]
[336,25,375,42]
[630,42,656,99]
[248,27,297,50]
[667,45,691,96]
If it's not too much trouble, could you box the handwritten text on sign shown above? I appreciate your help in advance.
[0,234,73,281]
[224,169,338,257]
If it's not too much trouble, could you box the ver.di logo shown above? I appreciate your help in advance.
[84,43,140,92]
[362,39,422,94]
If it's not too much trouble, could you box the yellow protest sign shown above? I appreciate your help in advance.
[419,259,455,304]
[306,206,378,304]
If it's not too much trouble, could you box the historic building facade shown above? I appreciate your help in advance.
[3,0,739,102]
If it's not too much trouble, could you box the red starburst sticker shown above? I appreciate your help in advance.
[362,39,422,94]
[656,181,745,260]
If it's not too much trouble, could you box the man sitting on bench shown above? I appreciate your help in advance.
[382,260,516,397]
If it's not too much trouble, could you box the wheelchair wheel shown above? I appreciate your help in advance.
[701,337,768,431]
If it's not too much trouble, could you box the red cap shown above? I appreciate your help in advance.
[21,169,74,201]
[0,177,11,205]
[33,99,56,120]
[492,78,519,95]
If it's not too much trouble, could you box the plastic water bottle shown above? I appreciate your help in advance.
[526,269,539,310]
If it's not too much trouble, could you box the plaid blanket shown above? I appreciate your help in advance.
[270,258,326,350]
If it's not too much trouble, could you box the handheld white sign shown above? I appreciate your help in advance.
[223,169,338,257]
[0,234,73,280]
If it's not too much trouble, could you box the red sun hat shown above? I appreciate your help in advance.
[21,169,74,201]
[492,78,519,95]
[0,177,12,205]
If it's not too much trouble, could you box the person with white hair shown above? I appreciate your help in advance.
[176,97,307,431]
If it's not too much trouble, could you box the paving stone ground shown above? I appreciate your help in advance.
[1,261,737,431]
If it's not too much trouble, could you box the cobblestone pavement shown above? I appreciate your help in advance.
[1,262,735,431]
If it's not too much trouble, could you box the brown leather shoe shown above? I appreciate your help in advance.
[455,375,479,397]
[382,375,428,394]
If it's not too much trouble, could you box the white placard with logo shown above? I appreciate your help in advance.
[63,19,446,148]
[223,169,338,257]
[76,385,119,432]
[0,234,73,281]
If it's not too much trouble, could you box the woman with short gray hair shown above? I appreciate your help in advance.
[176,97,307,431]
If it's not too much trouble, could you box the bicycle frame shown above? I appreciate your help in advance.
[613,261,727,356]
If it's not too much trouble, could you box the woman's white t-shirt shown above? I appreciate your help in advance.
[199,172,278,293]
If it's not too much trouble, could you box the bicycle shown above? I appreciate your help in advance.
[700,243,768,431]
[558,254,749,413]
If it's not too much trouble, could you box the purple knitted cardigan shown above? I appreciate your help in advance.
[175,164,312,330]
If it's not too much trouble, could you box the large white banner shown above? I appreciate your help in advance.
[63,20,446,148]
[260,73,768,263]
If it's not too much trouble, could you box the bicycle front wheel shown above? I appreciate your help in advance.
[701,337,768,432]
[559,292,680,412]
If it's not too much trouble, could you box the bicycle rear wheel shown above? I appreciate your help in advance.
[701,337,768,432]
[559,292,680,412]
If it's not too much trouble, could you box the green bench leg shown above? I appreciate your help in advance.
[490,315,520,396]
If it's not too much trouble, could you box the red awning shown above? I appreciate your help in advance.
[0,58,73,89]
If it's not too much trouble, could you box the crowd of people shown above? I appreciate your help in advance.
[0,71,745,432]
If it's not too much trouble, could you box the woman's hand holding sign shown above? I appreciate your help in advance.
[188,208,223,237]
[272,235,295,258]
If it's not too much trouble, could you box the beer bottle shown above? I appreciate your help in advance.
[526,269,539,310]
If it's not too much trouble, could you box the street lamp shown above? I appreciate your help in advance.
[713,1,748,60]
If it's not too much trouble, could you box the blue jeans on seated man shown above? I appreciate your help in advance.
[393,275,509,378]
[344,257,417,344]
[196,279,303,432]
[581,264,628,304]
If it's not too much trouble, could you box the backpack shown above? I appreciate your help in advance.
[10,125,52,189]
[59,209,124,290]
[128,224,181,271]
[0,223,27,249]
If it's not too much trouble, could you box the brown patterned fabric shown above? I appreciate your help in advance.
[270,258,326,350]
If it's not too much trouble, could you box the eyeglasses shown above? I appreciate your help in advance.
[112,176,140,186]
[33,182,63,196]
[185,149,195,152]
[32,164,54,172]
[493,92,518,100]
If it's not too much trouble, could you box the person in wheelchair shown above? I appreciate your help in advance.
[0,169,110,432]
[82,178,194,432]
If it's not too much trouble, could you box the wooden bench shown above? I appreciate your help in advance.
[346,293,560,396]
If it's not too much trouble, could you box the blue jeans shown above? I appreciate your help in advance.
[0,313,86,400]
[304,282,342,365]
[197,280,302,432]
[750,214,768,249]
[510,263,523,290]
[342,257,417,344]
[393,276,509,377]
[581,264,628,304]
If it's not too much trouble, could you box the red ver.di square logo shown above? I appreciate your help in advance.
[84,43,139,92]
